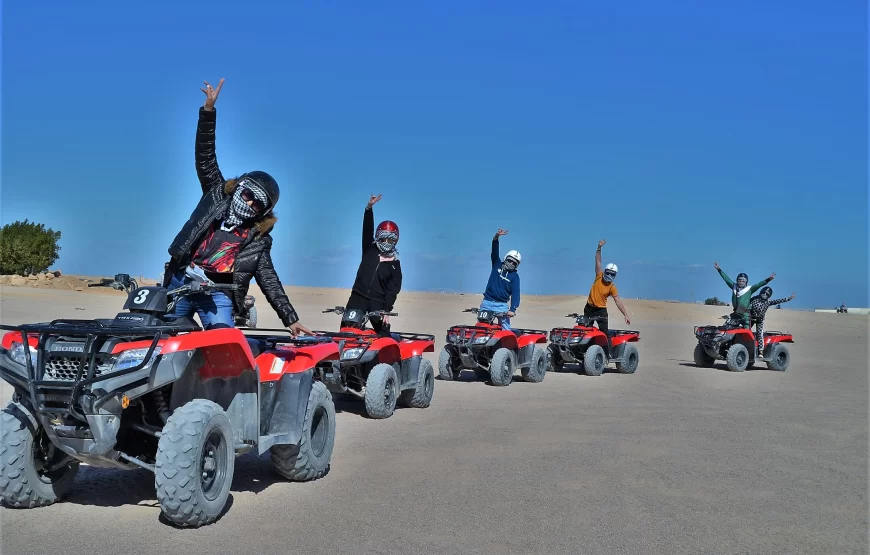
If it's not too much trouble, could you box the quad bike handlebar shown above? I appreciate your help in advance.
[87,273,139,294]
[463,307,509,318]
[322,306,398,319]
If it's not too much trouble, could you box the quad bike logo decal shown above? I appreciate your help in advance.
[347,310,357,320]
[133,290,150,304]
[269,357,285,374]
[479,310,490,320]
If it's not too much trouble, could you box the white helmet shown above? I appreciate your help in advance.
[602,262,618,283]
[604,263,618,273]
[504,249,521,270]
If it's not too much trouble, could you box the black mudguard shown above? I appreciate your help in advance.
[257,369,314,455]
[400,355,422,391]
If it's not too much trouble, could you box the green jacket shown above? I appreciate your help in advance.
[717,269,772,315]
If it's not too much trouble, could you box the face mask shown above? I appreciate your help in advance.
[375,230,398,256]
[503,257,518,271]
[602,270,616,283]
[224,182,269,230]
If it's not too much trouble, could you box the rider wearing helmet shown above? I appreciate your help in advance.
[713,261,775,328]
[480,229,521,330]
[344,194,403,337]
[584,240,631,357]
[162,78,311,335]
[749,287,795,358]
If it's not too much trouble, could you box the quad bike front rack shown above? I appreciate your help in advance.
[0,321,188,422]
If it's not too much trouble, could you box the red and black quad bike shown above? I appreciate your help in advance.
[547,313,641,376]
[693,313,793,372]
[438,307,549,386]
[313,307,436,419]
[0,271,338,528]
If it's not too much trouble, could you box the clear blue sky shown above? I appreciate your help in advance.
[2,0,866,309]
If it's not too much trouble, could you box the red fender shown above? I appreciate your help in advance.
[611,333,640,347]
[368,337,401,365]
[399,339,435,359]
[258,343,340,382]
[490,330,518,351]
[516,333,547,349]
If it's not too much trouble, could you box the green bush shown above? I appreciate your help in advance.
[0,219,62,276]
[704,296,728,306]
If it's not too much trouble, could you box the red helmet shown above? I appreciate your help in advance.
[375,220,399,254]
[376,220,399,237]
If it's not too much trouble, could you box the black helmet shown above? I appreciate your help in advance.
[759,286,773,299]
[238,170,280,213]
[736,272,748,284]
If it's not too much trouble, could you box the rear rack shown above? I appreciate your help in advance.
[509,328,549,336]
[391,332,435,342]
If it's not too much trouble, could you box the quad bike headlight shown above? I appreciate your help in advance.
[10,342,37,367]
[473,335,490,345]
[341,347,366,361]
[113,347,162,371]
[569,336,582,343]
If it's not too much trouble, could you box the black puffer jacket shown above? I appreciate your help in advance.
[350,207,403,311]
[162,107,299,327]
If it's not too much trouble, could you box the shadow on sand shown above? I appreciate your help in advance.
[48,449,329,527]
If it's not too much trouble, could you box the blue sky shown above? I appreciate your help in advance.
[2,0,866,309]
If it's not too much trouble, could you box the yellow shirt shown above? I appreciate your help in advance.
[587,271,618,308]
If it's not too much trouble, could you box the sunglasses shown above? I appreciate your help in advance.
[604,270,617,278]
[240,187,266,213]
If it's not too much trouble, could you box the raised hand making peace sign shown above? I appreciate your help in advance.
[201,78,225,111]
[367,194,383,209]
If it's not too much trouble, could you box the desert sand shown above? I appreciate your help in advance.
[0,281,867,555]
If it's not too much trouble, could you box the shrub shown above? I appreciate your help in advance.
[0,219,62,276]
[704,296,728,306]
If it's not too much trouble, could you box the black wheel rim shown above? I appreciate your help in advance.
[424,371,434,398]
[200,429,228,501]
[596,353,605,371]
[32,434,69,483]
[776,351,787,365]
[629,352,638,370]
[310,405,329,457]
[384,377,396,406]
[537,356,546,376]
[502,357,512,381]
[737,351,746,367]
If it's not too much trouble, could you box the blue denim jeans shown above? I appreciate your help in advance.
[480,299,511,330]
[165,271,235,329]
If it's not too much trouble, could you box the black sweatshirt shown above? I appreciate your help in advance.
[349,207,403,311]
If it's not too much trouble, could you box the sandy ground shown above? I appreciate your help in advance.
[0,283,867,555]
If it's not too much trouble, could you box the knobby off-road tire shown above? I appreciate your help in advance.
[364,363,399,419]
[693,343,715,368]
[155,399,234,528]
[400,359,435,408]
[247,306,258,328]
[0,404,79,508]
[438,347,461,381]
[489,348,515,386]
[521,345,548,383]
[725,343,749,372]
[617,343,640,374]
[272,381,336,481]
[583,345,607,376]
[765,344,790,372]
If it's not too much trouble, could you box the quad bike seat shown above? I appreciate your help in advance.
[246,338,267,358]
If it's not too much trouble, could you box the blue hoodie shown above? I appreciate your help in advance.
[483,237,521,312]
